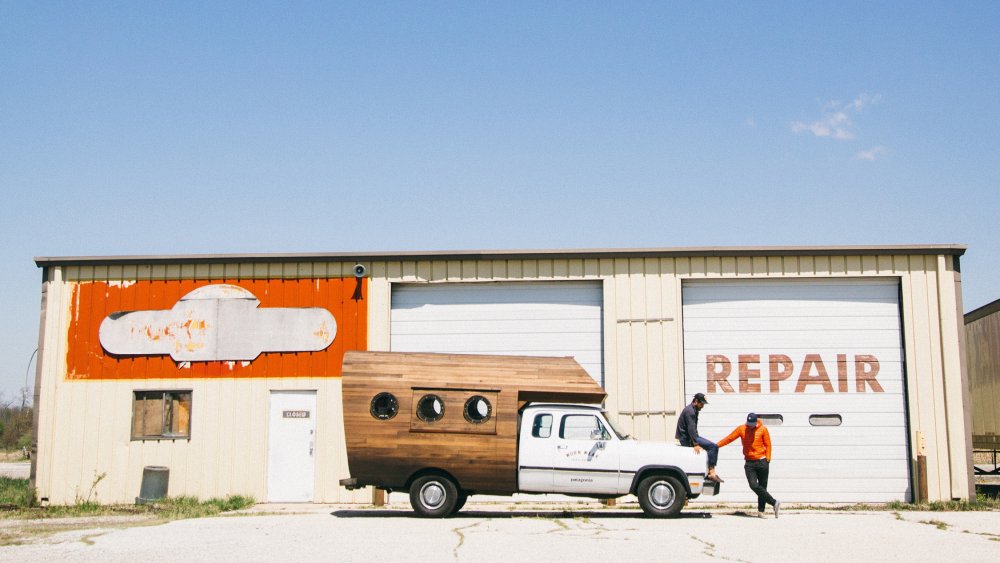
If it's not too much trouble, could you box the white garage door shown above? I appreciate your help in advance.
[391,282,604,383]
[683,279,910,503]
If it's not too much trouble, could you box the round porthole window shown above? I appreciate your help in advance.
[416,394,445,423]
[464,396,492,424]
[370,392,399,420]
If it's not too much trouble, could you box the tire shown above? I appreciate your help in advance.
[637,475,685,518]
[409,474,459,518]
[453,491,469,514]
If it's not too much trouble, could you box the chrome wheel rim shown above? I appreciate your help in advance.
[649,481,676,508]
[419,482,446,509]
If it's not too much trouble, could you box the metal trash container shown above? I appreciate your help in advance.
[136,465,169,504]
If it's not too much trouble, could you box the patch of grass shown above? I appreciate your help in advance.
[884,495,1000,512]
[783,495,1000,513]
[0,477,255,521]
[153,495,257,520]
[0,476,34,507]
[920,519,950,530]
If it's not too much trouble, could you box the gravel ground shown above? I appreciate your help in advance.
[1,502,998,561]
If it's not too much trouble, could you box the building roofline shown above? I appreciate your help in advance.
[34,244,967,268]
[965,297,1000,324]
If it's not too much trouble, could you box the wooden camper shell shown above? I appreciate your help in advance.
[340,350,607,495]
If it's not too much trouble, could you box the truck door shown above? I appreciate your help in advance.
[551,413,620,494]
[517,411,556,492]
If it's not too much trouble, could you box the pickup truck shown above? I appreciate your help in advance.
[338,351,718,517]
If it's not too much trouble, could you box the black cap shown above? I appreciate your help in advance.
[746,413,758,425]
[693,392,708,404]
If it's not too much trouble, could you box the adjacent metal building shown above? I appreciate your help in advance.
[965,298,1000,451]
[31,245,974,505]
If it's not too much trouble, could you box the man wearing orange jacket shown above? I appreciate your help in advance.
[717,413,781,518]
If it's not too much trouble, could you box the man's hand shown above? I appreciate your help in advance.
[694,444,702,454]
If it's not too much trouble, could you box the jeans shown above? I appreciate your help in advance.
[744,458,777,512]
[680,436,719,468]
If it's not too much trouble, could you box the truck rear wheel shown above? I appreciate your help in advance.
[637,475,684,518]
[409,474,459,518]
[453,491,469,514]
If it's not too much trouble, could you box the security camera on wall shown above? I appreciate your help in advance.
[353,264,367,278]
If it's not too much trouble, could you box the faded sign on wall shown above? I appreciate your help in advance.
[66,278,367,380]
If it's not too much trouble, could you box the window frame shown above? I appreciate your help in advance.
[559,414,611,441]
[131,389,193,441]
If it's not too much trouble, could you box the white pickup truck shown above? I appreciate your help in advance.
[339,351,718,518]
[511,403,718,517]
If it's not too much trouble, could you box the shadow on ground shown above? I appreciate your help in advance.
[331,509,714,519]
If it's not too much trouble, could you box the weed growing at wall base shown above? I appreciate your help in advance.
[0,478,255,519]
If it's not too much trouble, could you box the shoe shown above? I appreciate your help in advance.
[773,500,781,519]
[707,473,725,483]
[756,511,766,518]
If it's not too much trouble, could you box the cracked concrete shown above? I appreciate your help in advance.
[0,503,997,561]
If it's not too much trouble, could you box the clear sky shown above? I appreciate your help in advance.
[2,2,998,400]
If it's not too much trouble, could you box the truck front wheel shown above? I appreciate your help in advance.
[409,474,459,518]
[637,475,684,518]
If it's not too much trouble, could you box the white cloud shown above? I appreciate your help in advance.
[855,146,887,161]
[745,117,757,128]
[791,93,881,141]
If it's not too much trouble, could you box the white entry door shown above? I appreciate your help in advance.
[267,391,317,502]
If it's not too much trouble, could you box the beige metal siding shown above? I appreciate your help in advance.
[35,251,972,503]
[34,262,369,505]
[967,304,1000,448]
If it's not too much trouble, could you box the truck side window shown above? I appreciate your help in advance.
[532,414,553,438]
[561,415,611,440]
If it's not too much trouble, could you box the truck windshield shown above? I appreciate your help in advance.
[602,412,631,440]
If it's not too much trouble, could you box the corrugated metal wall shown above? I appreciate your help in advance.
[35,252,972,504]
[967,305,1000,448]
[35,262,371,505]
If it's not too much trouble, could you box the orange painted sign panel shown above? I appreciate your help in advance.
[66,278,367,380]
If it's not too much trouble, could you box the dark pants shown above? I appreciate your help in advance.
[744,459,777,512]
[680,436,719,468]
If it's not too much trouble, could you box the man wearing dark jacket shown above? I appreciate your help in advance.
[675,392,722,482]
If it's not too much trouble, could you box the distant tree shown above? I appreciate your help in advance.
[0,390,33,454]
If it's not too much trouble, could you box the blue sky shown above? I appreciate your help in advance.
[2,2,998,399]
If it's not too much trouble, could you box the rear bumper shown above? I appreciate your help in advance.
[687,474,721,497]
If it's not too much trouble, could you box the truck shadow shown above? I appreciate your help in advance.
[331,509,713,519]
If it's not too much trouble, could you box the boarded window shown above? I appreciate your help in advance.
[132,391,192,440]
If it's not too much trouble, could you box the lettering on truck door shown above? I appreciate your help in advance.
[551,414,620,493]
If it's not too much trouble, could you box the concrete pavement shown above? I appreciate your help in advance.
[1,502,998,561]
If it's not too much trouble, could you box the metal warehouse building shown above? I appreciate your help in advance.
[31,245,974,505]
[966,298,1000,452]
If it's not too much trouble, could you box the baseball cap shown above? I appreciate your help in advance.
[746,413,758,425]
[693,392,708,404]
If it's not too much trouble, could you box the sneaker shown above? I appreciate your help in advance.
[756,511,766,518]
[773,500,781,519]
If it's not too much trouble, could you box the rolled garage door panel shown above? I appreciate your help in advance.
[391,281,604,383]
[683,279,911,503]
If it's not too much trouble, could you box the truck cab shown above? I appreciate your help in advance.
[518,404,717,516]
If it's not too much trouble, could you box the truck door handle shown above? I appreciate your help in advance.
[557,445,568,450]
